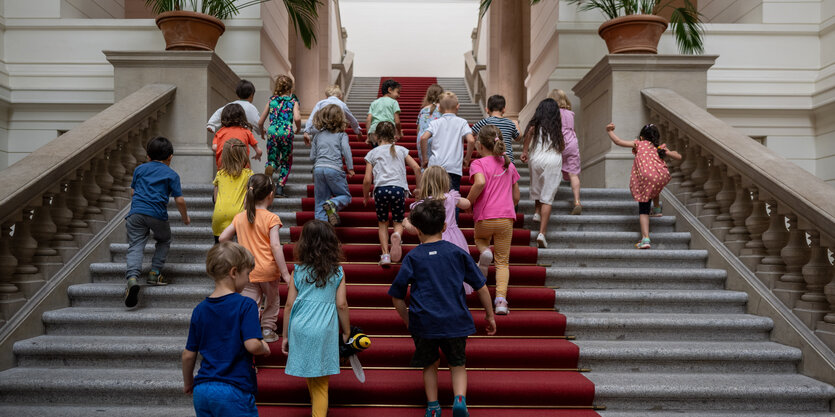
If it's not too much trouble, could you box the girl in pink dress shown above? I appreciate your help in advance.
[549,89,583,215]
[606,123,682,249]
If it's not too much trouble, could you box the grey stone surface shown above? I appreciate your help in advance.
[537,248,708,268]
[555,289,747,314]
[565,313,773,341]
[546,267,727,290]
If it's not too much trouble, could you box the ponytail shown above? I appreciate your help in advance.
[376,121,398,158]
[477,125,510,169]
[389,144,397,158]
[244,174,273,224]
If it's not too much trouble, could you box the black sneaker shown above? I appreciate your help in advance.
[124,277,140,308]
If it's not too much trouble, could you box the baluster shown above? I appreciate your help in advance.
[31,194,63,278]
[66,170,93,246]
[792,231,833,328]
[685,150,709,216]
[49,183,77,261]
[95,149,117,214]
[109,140,129,204]
[676,140,698,204]
[10,208,44,298]
[773,214,811,308]
[817,266,835,350]
[122,132,140,177]
[724,178,752,255]
[665,127,685,194]
[697,158,722,228]
[131,130,147,165]
[711,165,736,241]
[80,161,106,234]
[0,221,25,322]
[756,200,788,288]
[739,187,769,270]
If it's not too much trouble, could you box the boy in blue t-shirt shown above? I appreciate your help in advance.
[123,136,190,307]
[182,242,271,417]
[388,200,497,417]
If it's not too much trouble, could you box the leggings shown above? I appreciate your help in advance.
[306,376,329,417]
[473,218,514,298]
[267,131,294,186]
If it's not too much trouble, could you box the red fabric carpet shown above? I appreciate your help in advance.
[256,77,599,415]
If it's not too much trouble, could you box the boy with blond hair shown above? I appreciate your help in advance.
[182,241,271,417]
[419,92,475,192]
[304,84,363,145]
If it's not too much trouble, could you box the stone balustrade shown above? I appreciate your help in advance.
[0,84,176,326]
[643,87,835,350]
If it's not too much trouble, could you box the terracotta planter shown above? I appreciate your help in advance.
[155,10,225,51]
[598,14,668,54]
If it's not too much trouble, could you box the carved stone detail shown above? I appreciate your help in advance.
[0,222,25,321]
[697,159,722,228]
[756,200,788,289]
[685,150,710,216]
[739,188,769,270]
[773,214,811,309]
[10,208,44,298]
[711,165,736,241]
[792,231,833,328]
[724,179,752,255]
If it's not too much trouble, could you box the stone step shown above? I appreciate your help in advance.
[165,225,291,243]
[530,214,677,233]
[565,313,773,341]
[546,267,727,290]
[538,231,691,249]
[555,289,747,314]
[537,248,708,269]
[90,262,224,285]
[588,373,835,412]
[575,340,801,374]
[43,307,192,337]
[0,405,195,417]
[166,210,298,228]
[68,283,211,308]
[13,335,185,368]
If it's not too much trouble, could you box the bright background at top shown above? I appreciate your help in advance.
[339,0,480,77]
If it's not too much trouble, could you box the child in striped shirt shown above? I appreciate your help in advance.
[470,95,520,163]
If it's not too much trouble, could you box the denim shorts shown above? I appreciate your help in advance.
[193,381,258,417]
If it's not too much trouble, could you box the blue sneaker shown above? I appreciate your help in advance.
[425,405,441,417]
[452,396,468,417]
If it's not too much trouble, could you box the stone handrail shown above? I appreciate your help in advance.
[643,87,835,349]
[464,50,487,109]
[0,83,176,324]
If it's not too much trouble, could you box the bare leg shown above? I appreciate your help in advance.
[378,221,389,255]
[539,203,553,236]
[450,366,467,397]
[639,214,650,238]
[569,174,581,206]
[423,360,440,403]
[393,222,404,236]
[534,200,542,217]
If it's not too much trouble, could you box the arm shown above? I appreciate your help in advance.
[218,222,236,243]
[405,155,421,193]
[206,107,222,133]
[212,185,218,205]
[174,196,190,225]
[250,134,263,160]
[606,123,635,148]
[244,338,271,356]
[181,349,198,394]
[402,217,417,235]
[362,165,374,207]
[281,272,298,355]
[662,145,683,161]
[269,225,292,283]
[512,183,520,207]
[341,133,354,175]
[521,126,533,163]
[512,120,522,141]
[394,112,403,139]
[336,277,351,343]
[258,103,269,139]
[467,172,486,207]
[392,297,409,328]
[456,196,472,210]
[419,131,432,169]
[342,104,363,141]
[293,101,302,132]
[476,285,497,335]
[463,133,475,168]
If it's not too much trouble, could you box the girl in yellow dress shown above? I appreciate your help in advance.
[212,139,253,242]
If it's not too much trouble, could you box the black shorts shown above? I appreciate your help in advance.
[374,186,406,223]
[638,200,652,215]
[410,336,467,368]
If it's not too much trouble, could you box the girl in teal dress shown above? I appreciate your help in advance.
[258,74,301,197]
[281,220,351,417]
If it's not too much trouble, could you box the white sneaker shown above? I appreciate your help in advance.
[262,328,279,343]
[494,297,509,315]
[532,213,541,222]
[478,249,493,278]
[536,233,548,248]
[379,254,391,267]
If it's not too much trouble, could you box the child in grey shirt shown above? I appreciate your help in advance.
[310,104,354,226]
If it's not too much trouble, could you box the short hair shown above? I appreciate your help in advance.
[409,199,445,236]
[146,136,173,161]
[325,84,343,98]
[236,79,255,100]
[487,95,506,112]
[205,241,255,280]
[380,79,401,96]
[439,92,459,112]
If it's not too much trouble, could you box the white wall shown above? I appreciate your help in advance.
[339,0,478,77]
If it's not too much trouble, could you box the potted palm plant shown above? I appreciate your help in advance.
[479,0,704,54]
[146,0,320,51]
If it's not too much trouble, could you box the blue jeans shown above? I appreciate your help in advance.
[125,213,171,279]
[313,167,352,221]
[193,381,258,417]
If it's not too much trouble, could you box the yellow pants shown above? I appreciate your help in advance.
[474,218,514,298]
[306,376,329,417]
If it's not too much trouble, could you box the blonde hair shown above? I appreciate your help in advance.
[439,92,459,113]
[476,125,510,169]
[416,166,449,201]
[313,104,346,133]
[375,121,398,157]
[422,84,444,115]
[273,75,293,96]
[219,138,248,178]
[325,84,343,98]
[548,89,571,110]
[206,241,255,280]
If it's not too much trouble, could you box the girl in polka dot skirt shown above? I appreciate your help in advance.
[606,123,682,249]
[362,121,422,266]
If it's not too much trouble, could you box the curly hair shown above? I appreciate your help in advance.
[313,104,346,133]
[220,103,250,129]
[273,75,293,96]
[294,220,344,288]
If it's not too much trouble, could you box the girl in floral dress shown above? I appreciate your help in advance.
[258,75,301,197]
[606,123,682,249]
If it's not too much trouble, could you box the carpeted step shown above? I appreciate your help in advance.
[282,243,539,264]
[289,224,532,245]
[295,209,524,228]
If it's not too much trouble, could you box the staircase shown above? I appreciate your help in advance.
[346,77,484,123]
[0,76,833,416]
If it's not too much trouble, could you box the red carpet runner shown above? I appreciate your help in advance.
[256,77,600,416]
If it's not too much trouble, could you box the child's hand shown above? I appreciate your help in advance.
[281,337,289,355]
[281,271,292,283]
[520,152,528,163]
[485,315,497,336]
[606,123,615,132]
[463,158,471,169]
[183,383,193,394]
[261,340,271,357]
[357,132,364,143]
[182,215,191,226]
[253,151,263,161]
[303,132,311,146]
[347,170,355,178]
[363,195,370,207]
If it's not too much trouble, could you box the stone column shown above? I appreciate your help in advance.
[290,0,331,117]
[105,51,241,184]
[485,0,529,118]
[572,55,717,188]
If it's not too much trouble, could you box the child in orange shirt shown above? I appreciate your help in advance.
[212,103,263,169]
[219,174,291,342]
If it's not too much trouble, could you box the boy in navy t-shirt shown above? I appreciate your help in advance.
[123,136,190,307]
[182,242,271,417]
[389,199,496,417]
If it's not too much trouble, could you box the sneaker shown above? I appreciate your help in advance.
[536,233,548,248]
[262,328,279,343]
[425,405,442,417]
[571,203,582,215]
[390,232,402,263]
[323,200,340,226]
[636,237,651,249]
[379,254,391,267]
[124,277,140,308]
[146,270,167,286]
[477,249,493,278]
[452,395,469,417]
[532,213,541,222]
[495,297,509,315]
[651,204,663,217]
[275,185,286,198]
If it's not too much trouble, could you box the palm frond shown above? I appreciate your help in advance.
[284,0,321,49]
[668,3,704,54]
[567,0,621,20]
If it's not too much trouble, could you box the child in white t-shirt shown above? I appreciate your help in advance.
[419,92,475,192]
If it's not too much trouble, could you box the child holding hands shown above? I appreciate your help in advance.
[182,241,271,417]
[389,200,496,417]
[606,123,682,249]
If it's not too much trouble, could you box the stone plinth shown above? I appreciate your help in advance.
[572,55,717,188]
[105,51,240,184]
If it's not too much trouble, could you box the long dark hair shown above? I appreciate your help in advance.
[244,174,273,224]
[639,124,667,159]
[294,220,344,288]
[524,98,564,153]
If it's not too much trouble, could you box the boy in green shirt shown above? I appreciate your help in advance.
[365,79,403,146]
